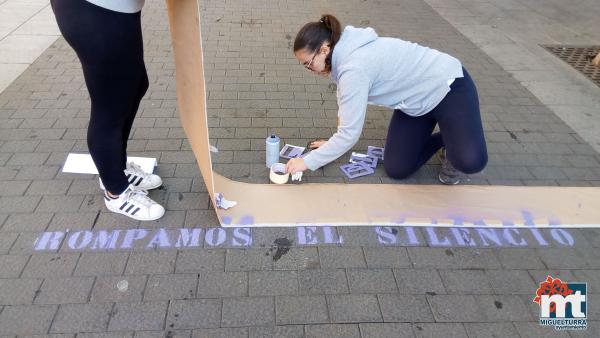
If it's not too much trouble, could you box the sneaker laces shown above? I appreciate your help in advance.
[122,186,155,208]
[440,149,460,177]
[127,162,150,180]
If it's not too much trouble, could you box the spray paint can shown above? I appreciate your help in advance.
[266,134,280,168]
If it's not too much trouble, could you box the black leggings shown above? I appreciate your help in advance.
[384,68,487,179]
[51,0,149,194]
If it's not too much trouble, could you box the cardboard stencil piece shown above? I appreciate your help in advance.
[166,0,600,228]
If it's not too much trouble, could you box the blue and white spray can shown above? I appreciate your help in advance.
[265,134,280,168]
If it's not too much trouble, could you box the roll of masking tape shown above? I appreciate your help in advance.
[269,163,289,184]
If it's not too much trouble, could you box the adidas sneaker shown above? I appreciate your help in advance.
[104,185,165,221]
[100,162,162,191]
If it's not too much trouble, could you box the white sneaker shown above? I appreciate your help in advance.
[99,162,162,191]
[104,185,165,221]
[438,148,463,185]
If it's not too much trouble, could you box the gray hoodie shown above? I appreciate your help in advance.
[302,26,463,171]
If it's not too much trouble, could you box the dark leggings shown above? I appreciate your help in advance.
[383,68,487,179]
[51,0,149,194]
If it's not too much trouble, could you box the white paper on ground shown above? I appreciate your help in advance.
[62,153,157,175]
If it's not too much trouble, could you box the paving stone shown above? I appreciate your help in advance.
[50,303,113,333]
[0,278,42,305]
[221,297,275,327]
[225,249,273,271]
[535,248,590,269]
[166,299,221,329]
[513,322,570,337]
[428,295,487,322]
[135,331,190,338]
[393,269,446,294]
[6,152,50,166]
[184,210,220,228]
[319,247,366,269]
[66,180,102,196]
[191,328,248,338]
[75,252,129,276]
[144,274,198,301]
[176,249,225,272]
[166,192,209,211]
[0,196,41,213]
[1,212,53,232]
[0,167,19,180]
[347,268,398,293]
[0,140,39,152]
[493,248,547,269]
[358,323,413,338]
[412,323,467,338]
[275,295,328,325]
[248,325,304,338]
[439,269,493,294]
[272,247,320,271]
[474,295,533,322]
[0,180,31,196]
[464,323,519,338]
[26,180,72,195]
[363,247,412,268]
[407,247,501,269]
[15,166,58,180]
[378,294,434,322]
[36,195,84,213]
[0,305,57,335]
[108,302,168,331]
[249,271,298,296]
[305,324,360,338]
[22,253,79,277]
[91,275,147,303]
[125,251,176,274]
[0,233,18,254]
[327,294,382,323]
[34,276,94,304]
[0,254,29,278]
[568,321,600,338]
[48,212,100,231]
[486,269,536,294]
[197,271,247,298]
[298,269,349,295]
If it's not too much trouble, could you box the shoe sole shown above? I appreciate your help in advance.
[438,174,461,185]
[105,202,165,221]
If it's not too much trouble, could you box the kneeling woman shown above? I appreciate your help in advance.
[286,14,487,184]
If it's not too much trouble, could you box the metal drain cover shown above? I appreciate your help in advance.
[542,45,600,88]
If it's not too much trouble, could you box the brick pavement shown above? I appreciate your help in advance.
[0,0,599,336]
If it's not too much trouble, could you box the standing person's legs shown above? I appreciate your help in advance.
[51,0,164,221]
[120,32,149,170]
[51,0,144,195]
[430,68,488,175]
[383,110,443,179]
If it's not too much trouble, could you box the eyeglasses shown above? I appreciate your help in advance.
[303,51,318,70]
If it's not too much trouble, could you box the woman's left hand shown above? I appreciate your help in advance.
[286,157,308,174]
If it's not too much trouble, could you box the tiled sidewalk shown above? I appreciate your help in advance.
[0,0,599,337]
[0,0,60,94]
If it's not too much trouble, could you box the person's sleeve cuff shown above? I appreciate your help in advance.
[302,153,320,171]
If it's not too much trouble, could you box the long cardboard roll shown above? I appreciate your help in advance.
[166,0,600,228]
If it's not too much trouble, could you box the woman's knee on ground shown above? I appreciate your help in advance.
[383,161,419,180]
[451,150,488,174]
